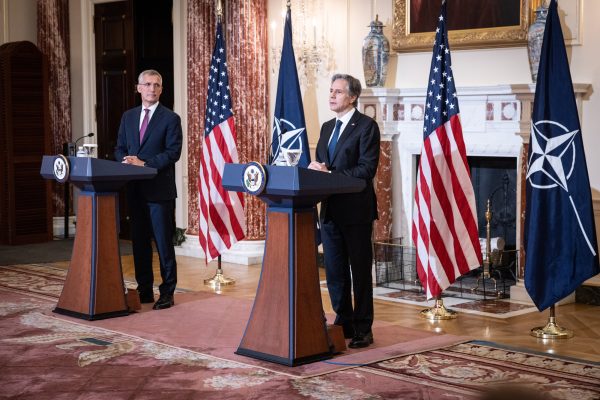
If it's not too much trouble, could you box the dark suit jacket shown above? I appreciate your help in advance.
[315,110,380,225]
[114,103,183,202]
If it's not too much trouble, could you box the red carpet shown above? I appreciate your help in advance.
[2,264,599,399]
[0,263,469,377]
[65,291,469,377]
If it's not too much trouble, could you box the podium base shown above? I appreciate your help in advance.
[53,307,129,321]
[235,347,332,367]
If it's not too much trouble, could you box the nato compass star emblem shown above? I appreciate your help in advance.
[271,117,305,166]
[527,119,596,256]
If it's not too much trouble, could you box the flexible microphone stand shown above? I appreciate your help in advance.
[61,133,95,238]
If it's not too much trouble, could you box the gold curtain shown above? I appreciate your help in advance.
[187,0,269,240]
[37,0,72,218]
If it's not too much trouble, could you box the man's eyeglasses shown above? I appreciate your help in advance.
[139,82,162,88]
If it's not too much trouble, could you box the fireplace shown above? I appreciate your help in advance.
[360,85,529,243]
[360,84,592,302]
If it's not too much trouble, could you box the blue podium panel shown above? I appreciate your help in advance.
[41,156,156,192]
[222,164,365,208]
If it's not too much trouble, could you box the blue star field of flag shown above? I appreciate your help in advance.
[423,4,459,138]
[204,23,233,136]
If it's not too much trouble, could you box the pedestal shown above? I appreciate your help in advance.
[54,191,128,320]
[236,207,331,366]
[223,164,366,366]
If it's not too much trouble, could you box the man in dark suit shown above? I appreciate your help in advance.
[115,69,182,310]
[308,74,380,348]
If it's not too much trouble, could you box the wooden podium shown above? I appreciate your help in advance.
[40,156,156,320]
[222,164,365,366]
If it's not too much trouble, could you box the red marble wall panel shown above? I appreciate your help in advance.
[187,0,268,240]
[187,0,216,237]
[374,140,393,242]
[518,142,528,280]
[37,0,72,218]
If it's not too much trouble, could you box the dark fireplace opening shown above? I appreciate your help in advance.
[469,156,517,250]
[468,156,518,289]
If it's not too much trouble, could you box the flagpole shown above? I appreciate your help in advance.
[420,295,457,320]
[530,304,573,339]
[204,255,235,291]
[216,0,222,23]
[203,0,236,292]
[415,0,477,322]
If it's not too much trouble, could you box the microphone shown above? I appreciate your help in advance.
[64,133,94,156]
[74,132,94,147]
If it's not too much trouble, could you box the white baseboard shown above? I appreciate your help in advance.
[175,234,264,265]
[53,216,76,238]
[510,280,575,306]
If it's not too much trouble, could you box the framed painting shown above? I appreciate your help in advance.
[392,0,532,52]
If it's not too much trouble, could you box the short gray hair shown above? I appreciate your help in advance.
[331,73,361,107]
[138,69,163,84]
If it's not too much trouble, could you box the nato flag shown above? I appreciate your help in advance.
[524,0,599,311]
[269,7,311,168]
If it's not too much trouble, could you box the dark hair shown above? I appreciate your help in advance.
[331,73,361,107]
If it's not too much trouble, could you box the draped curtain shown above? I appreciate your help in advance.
[187,0,269,240]
[37,0,72,218]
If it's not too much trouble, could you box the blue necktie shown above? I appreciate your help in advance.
[328,119,343,160]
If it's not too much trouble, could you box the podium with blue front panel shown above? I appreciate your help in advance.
[41,156,156,320]
[222,163,365,366]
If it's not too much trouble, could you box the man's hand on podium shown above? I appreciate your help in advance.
[121,155,146,167]
[308,161,330,173]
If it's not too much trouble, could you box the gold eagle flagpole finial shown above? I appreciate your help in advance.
[216,0,223,23]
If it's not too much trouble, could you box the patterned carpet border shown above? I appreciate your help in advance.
[361,341,600,399]
[0,263,190,300]
[469,340,600,367]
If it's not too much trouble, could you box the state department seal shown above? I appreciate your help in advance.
[242,161,267,195]
[52,154,70,183]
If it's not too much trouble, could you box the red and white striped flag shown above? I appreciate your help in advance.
[198,22,245,262]
[412,1,482,299]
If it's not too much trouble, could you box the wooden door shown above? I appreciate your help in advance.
[93,0,174,239]
[94,1,135,161]
[0,41,52,244]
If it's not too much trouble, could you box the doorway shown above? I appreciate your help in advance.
[93,0,174,237]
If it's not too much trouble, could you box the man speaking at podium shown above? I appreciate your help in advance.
[115,69,183,310]
[309,74,380,348]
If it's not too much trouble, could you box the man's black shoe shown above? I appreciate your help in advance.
[152,294,174,310]
[138,291,155,304]
[348,331,374,349]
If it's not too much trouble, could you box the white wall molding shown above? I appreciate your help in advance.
[176,235,265,266]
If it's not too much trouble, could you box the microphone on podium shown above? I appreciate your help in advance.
[64,133,94,156]
[74,132,94,147]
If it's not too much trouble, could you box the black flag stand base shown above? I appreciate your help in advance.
[204,256,235,292]
[419,296,457,320]
[530,304,573,339]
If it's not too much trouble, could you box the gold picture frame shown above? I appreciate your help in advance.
[392,0,532,52]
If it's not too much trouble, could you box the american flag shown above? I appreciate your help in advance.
[198,22,245,262]
[412,0,482,299]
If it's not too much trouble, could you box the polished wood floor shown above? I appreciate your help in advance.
[119,253,600,363]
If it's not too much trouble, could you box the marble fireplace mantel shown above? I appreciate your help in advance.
[359,83,593,297]
[361,84,591,240]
